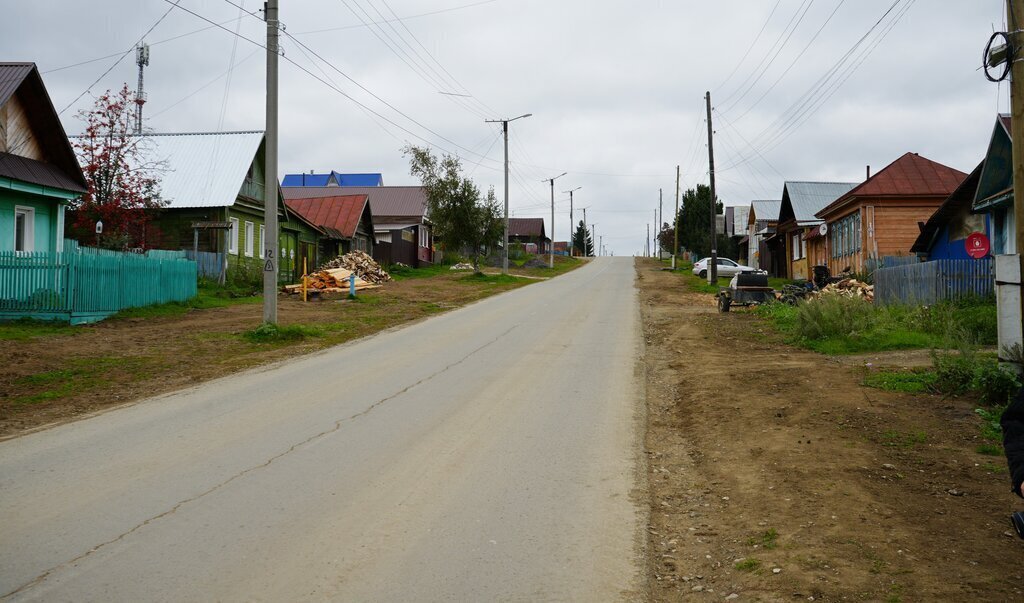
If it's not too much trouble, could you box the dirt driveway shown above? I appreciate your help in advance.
[636,258,1023,601]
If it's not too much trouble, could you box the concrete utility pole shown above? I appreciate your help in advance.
[706,91,718,285]
[646,224,650,256]
[591,223,597,257]
[1009,0,1024,362]
[262,0,279,324]
[658,189,663,258]
[564,187,581,256]
[673,165,680,269]
[582,207,588,255]
[544,172,567,268]
[485,114,532,274]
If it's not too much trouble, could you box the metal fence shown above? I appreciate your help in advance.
[865,255,920,273]
[0,243,197,323]
[874,258,993,306]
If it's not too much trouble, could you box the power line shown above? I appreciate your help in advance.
[294,0,503,36]
[58,1,181,115]
[713,0,783,95]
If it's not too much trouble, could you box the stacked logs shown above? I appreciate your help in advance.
[316,251,392,284]
[810,278,874,302]
[282,268,378,294]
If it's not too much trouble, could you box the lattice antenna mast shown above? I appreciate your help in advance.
[134,43,150,134]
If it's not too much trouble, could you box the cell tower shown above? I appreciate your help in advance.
[134,43,150,135]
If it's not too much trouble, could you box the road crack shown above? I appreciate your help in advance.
[2,325,517,600]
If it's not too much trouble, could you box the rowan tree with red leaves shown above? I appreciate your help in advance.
[70,84,165,249]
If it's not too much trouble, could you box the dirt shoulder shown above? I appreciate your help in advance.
[0,266,575,439]
[636,258,1023,602]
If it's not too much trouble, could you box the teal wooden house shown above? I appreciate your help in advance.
[0,63,87,253]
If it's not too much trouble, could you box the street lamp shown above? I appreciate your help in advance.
[485,113,532,274]
[542,172,567,268]
[563,186,581,256]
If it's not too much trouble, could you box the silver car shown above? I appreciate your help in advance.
[692,257,759,279]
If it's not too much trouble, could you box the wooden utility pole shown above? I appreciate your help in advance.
[658,189,663,258]
[706,91,718,285]
[582,207,587,255]
[673,165,680,269]
[262,0,279,324]
[1009,0,1024,359]
[646,223,650,256]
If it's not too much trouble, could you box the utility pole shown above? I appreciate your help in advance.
[262,0,279,324]
[706,91,718,285]
[1009,0,1024,364]
[653,209,657,256]
[673,165,680,269]
[592,224,597,257]
[485,114,532,274]
[658,189,663,258]
[582,207,588,255]
[646,223,650,257]
[543,172,566,268]
[564,187,581,256]
[599,235,603,258]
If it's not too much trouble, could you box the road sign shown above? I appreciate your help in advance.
[966,231,990,259]
[264,258,275,272]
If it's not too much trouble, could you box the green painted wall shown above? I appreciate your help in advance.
[0,188,61,254]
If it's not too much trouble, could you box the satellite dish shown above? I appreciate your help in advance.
[819,223,828,236]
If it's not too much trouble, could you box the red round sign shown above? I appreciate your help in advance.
[965,231,990,259]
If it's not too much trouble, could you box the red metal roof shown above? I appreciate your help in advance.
[284,195,368,239]
[282,185,427,222]
[817,152,967,218]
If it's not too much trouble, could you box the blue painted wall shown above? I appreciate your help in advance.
[927,214,992,260]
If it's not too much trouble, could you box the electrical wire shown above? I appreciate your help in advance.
[294,0,503,36]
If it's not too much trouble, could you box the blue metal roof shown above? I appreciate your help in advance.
[282,171,383,187]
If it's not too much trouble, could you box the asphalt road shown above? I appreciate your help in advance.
[0,257,644,602]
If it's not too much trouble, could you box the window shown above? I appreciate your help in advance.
[259,225,266,259]
[244,221,254,257]
[228,217,239,255]
[14,206,35,252]
[791,233,803,261]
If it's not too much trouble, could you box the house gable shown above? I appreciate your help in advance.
[974,116,1013,210]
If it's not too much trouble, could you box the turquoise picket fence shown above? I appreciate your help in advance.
[0,243,197,324]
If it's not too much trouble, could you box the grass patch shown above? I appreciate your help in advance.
[11,357,147,406]
[387,263,453,281]
[0,318,77,341]
[753,295,997,355]
[734,558,761,572]
[459,273,524,285]
[113,281,261,320]
[981,461,1007,473]
[242,323,324,343]
[976,443,1003,456]
[881,429,927,449]
[863,369,937,393]
[747,528,778,549]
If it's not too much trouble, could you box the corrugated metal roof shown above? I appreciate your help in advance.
[0,63,33,107]
[284,195,368,239]
[749,199,782,221]
[283,185,427,221]
[282,172,383,187]
[509,217,546,238]
[111,131,265,208]
[782,181,858,223]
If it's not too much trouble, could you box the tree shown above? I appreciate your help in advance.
[656,222,674,255]
[403,145,501,271]
[70,84,165,249]
[572,220,593,257]
[671,184,734,259]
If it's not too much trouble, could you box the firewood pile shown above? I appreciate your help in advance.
[450,263,474,271]
[811,278,874,302]
[282,268,380,294]
[316,251,392,284]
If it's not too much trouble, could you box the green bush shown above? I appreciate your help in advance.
[794,294,876,341]
[932,350,977,395]
[971,361,1021,407]
[242,323,322,343]
[931,349,1021,406]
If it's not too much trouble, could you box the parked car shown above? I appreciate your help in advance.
[692,257,760,279]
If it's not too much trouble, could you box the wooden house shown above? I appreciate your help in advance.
[131,131,318,283]
[283,185,432,267]
[744,200,781,272]
[972,115,1017,255]
[911,163,988,260]
[771,181,857,280]
[283,194,375,265]
[0,63,87,254]
[814,153,967,274]
[508,217,550,253]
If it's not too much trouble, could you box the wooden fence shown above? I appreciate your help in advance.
[184,250,226,279]
[0,244,197,324]
[874,258,993,306]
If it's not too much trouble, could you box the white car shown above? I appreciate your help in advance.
[691,257,760,279]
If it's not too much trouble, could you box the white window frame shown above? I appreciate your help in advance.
[14,206,35,253]
[244,221,255,258]
[791,233,802,261]
[228,217,239,255]
[259,225,266,259]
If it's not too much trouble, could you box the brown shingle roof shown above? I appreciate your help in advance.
[0,62,86,193]
[817,153,967,219]
[282,185,427,221]
[284,195,369,239]
[508,217,546,238]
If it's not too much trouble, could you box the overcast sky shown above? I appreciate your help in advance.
[3,0,1008,255]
